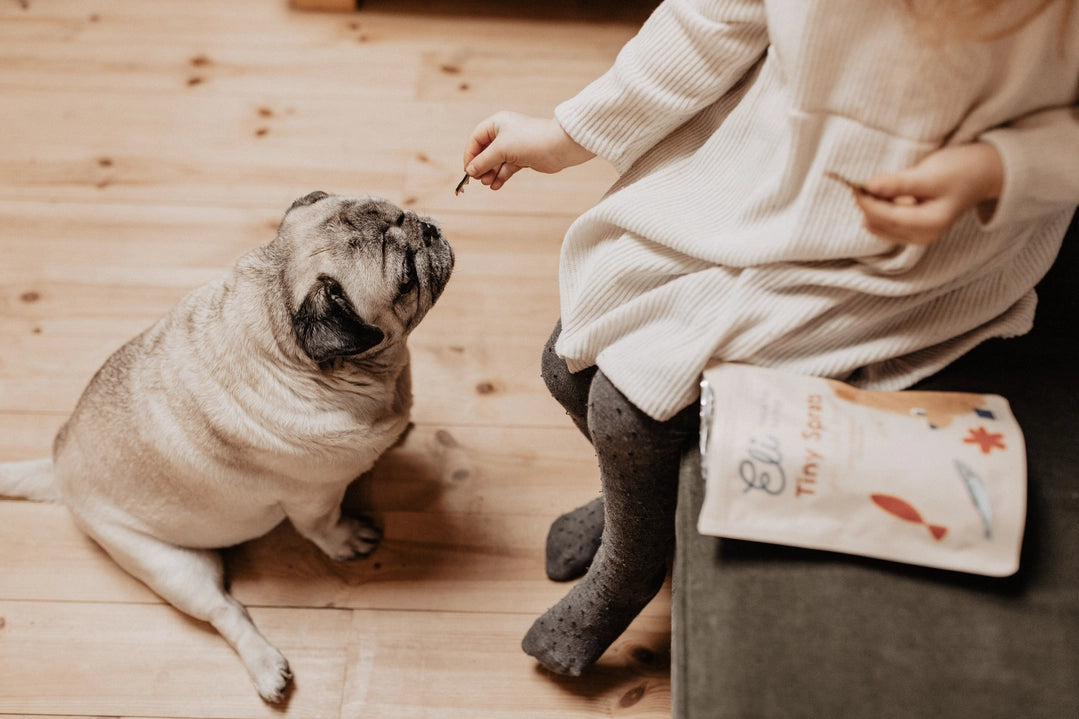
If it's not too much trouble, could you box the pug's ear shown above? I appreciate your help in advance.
[287,190,329,213]
[293,276,384,363]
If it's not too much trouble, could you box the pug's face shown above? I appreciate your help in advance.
[276,192,454,364]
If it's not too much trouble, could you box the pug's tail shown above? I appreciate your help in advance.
[0,458,62,503]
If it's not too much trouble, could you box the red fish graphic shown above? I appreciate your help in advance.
[870,493,948,541]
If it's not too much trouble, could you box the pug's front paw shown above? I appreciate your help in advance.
[319,515,383,561]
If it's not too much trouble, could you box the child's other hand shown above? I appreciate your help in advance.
[854,142,1004,245]
[463,112,595,190]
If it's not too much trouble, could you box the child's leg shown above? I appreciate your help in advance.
[523,369,699,675]
[544,496,604,581]
[541,320,605,581]
[540,319,594,437]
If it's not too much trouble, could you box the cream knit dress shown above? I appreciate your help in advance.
[551,0,1079,421]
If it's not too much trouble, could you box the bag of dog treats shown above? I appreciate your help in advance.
[697,363,1026,576]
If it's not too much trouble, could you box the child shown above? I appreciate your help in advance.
[461,0,1079,676]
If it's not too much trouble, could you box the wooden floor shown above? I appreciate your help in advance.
[0,1,673,716]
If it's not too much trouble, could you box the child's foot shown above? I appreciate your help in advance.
[522,549,665,675]
[544,497,604,581]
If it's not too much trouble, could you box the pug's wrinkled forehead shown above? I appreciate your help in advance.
[283,191,409,233]
[277,192,411,301]
[278,192,449,270]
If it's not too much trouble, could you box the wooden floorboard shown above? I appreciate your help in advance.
[0,0,672,716]
[0,600,353,718]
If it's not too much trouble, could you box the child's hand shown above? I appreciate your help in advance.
[463,111,595,190]
[854,142,1004,245]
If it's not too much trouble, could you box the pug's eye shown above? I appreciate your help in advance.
[399,251,417,295]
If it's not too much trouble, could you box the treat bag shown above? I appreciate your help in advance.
[697,363,1026,576]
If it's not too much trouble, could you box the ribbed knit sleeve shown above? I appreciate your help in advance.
[979,106,1079,230]
[554,0,768,174]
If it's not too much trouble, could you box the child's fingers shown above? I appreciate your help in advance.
[491,163,520,190]
[480,169,501,189]
[466,141,508,180]
[466,161,520,191]
[855,193,955,245]
[864,170,938,202]
[478,163,521,191]
[462,117,502,175]
[464,123,525,189]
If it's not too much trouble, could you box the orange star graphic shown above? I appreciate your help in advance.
[963,426,1006,454]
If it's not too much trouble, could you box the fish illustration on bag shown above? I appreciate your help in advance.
[870,493,949,541]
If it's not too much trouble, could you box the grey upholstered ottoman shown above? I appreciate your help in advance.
[672,215,1079,719]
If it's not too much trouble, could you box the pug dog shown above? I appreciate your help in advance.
[0,192,454,702]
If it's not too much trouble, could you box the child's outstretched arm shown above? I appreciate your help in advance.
[462,111,596,191]
[462,1,769,192]
[854,142,1004,245]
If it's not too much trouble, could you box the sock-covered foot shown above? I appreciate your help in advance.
[522,549,665,675]
[544,496,604,581]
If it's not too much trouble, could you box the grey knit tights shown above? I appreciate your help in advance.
[523,320,699,675]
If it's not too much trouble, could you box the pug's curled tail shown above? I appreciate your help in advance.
[0,458,62,503]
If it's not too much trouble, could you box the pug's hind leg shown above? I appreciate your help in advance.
[77,521,292,703]
[285,493,382,561]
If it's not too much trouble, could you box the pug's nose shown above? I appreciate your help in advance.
[420,220,440,246]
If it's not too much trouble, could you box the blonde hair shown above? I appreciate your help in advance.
[903,0,1071,41]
